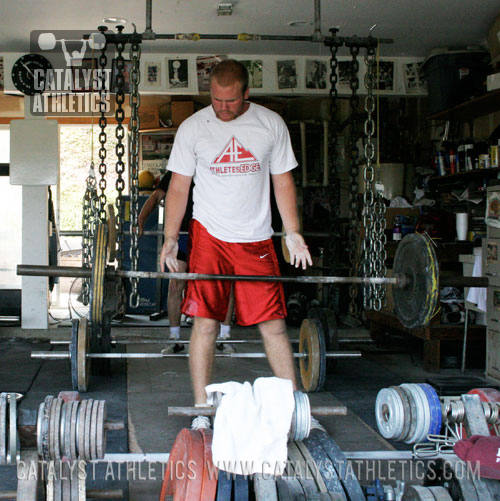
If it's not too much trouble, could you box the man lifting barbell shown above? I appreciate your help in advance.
[160,59,313,430]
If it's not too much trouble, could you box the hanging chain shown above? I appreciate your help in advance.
[347,44,361,318]
[97,26,108,223]
[362,43,377,311]
[81,164,99,305]
[326,32,342,313]
[128,34,142,309]
[371,41,387,310]
[114,26,126,271]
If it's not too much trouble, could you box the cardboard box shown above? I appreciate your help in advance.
[139,106,160,130]
[171,101,194,127]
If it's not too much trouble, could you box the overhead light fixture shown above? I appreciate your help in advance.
[217,3,233,16]
[102,17,128,25]
[288,21,310,27]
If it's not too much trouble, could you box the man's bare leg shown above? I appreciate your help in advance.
[258,318,297,390]
[167,260,187,330]
[190,316,219,404]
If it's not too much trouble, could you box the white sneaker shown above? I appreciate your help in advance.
[191,415,211,430]
[161,342,184,354]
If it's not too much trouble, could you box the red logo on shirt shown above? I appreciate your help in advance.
[213,136,257,164]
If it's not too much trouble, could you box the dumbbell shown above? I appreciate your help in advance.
[38,32,106,51]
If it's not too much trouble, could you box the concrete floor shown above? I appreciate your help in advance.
[0,314,491,499]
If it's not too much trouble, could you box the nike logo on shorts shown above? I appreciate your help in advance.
[259,253,269,259]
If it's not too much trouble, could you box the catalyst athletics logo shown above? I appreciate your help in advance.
[29,30,116,116]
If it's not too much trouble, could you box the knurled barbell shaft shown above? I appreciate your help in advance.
[17,264,399,286]
[168,405,347,417]
[31,351,361,359]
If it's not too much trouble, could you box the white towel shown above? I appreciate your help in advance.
[466,251,487,312]
[205,377,294,476]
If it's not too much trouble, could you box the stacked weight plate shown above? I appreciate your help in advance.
[37,396,107,461]
[375,383,442,443]
[0,392,20,465]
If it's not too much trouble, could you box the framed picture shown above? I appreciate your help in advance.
[377,60,395,91]
[141,132,176,161]
[196,55,227,92]
[403,62,427,94]
[305,59,327,90]
[276,60,298,90]
[167,58,189,89]
[337,60,354,92]
[240,60,263,88]
[111,59,133,94]
[145,61,162,87]
[72,58,98,92]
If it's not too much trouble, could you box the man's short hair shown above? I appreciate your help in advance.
[210,59,249,93]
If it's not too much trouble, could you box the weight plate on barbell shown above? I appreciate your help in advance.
[391,386,412,442]
[77,399,87,460]
[96,400,106,459]
[399,385,418,444]
[254,473,278,501]
[308,308,338,367]
[299,318,326,393]
[7,393,18,465]
[424,458,479,501]
[90,399,99,460]
[375,387,404,440]
[69,401,79,461]
[393,233,439,329]
[276,476,305,500]
[84,398,93,461]
[0,393,7,465]
[215,470,232,501]
[77,318,90,392]
[419,383,443,437]
[402,485,436,500]
[90,223,108,332]
[302,431,347,499]
[234,474,250,501]
[308,428,365,501]
[106,204,117,263]
[295,440,328,493]
[70,319,79,391]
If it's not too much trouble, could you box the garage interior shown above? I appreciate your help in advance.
[2,0,500,499]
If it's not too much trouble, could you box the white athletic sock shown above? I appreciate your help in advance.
[219,324,231,339]
[169,326,180,340]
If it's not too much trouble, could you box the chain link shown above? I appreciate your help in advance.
[114,29,126,272]
[326,32,343,311]
[128,37,141,309]
[361,42,386,311]
[347,45,361,318]
[97,28,108,223]
[81,164,99,305]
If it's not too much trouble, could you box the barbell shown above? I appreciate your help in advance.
[17,231,488,329]
[31,317,361,393]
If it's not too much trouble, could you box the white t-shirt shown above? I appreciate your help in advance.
[167,102,298,242]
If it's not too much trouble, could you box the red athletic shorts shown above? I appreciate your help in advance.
[181,220,287,326]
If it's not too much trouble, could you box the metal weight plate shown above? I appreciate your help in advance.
[375,387,404,440]
[254,473,278,501]
[391,386,412,442]
[424,458,479,501]
[410,383,431,443]
[402,485,435,500]
[293,390,311,442]
[70,401,79,461]
[96,400,106,459]
[299,318,326,393]
[234,474,250,501]
[0,393,7,465]
[419,383,443,437]
[200,429,217,501]
[63,402,73,459]
[308,308,339,372]
[70,319,79,391]
[160,428,205,501]
[308,429,365,501]
[393,232,439,328]
[106,204,117,263]
[77,318,90,392]
[40,396,53,461]
[77,400,87,460]
[399,384,419,444]
[287,441,308,479]
[84,398,93,461]
[426,486,453,500]
[52,397,63,461]
[295,440,329,493]
[90,399,99,460]
[302,431,347,499]
[276,476,305,500]
[7,393,18,465]
[90,222,108,334]
[215,470,232,501]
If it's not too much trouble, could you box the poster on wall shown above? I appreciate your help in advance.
[166,58,189,89]
[377,60,395,91]
[196,55,227,92]
[337,60,353,92]
[403,62,427,94]
[145,61,162,87]
[305,59,327,89]
[239,60,263,88]
[276,60,298,90]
